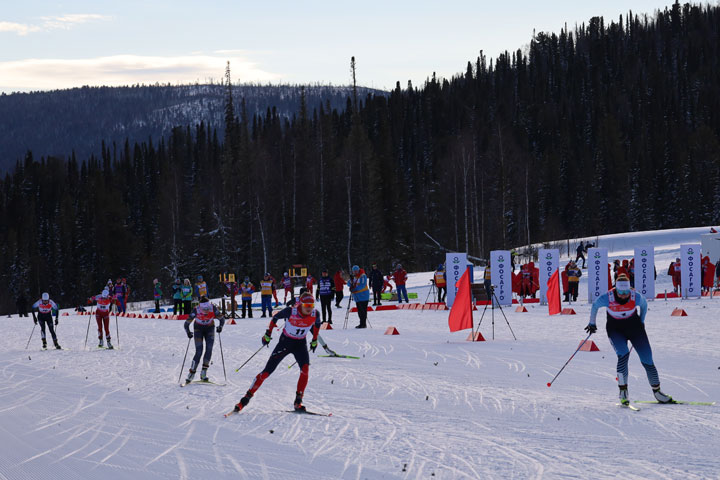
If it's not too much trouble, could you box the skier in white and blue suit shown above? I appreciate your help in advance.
[585,273,673,405]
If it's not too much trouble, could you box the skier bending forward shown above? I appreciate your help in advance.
[585,273,672,405]
[232,292,320,413]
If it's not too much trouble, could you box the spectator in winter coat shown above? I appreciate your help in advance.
[333,270,345,308]
[172,278,182,315]
[153,279,163,313]
[181,279,193,315]
[668,258,681,294]
[433,264,447,303]
[239,277,255,318]
[393,264,409,303]
[260,273,274,317]
[194,275,208,302]
[483,261,492,300]
[348,265,370,328]
[369,264,385,306]
[566,261,582,302]
[315,269,336,324]
[114,279,127,314]
[16,293,29,317]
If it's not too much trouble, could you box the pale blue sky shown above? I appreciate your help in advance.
[0,1,684,93]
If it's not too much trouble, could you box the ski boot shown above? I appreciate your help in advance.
[233,392,253,413]
[293,391,306,412]
[98,337,104,348]
[54,341,61,350]
[42,339,47,350]
[200,368,209,382]
[106,338,114,350]
[185,369,196,384]
[652,384,674,403]
[619,385,629,406]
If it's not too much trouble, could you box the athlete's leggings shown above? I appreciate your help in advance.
[319,295,333,323]
[37,313,57,342]
[247,334,310,395]
[96,311,111,339]
[190,323,215,371]
[606,312,659,386]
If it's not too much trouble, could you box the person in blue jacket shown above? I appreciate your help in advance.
[585,273,673,405]
[348,265,370,328]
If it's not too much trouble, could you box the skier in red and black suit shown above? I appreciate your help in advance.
[333,269,345,308]
[92,289,115,349]
[232,292,321,413]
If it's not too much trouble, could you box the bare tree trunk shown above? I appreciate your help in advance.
[463,147,469,253]
[256,196,267,274]
[346,172,352,270]
[292,147,297,258]
[453,167,459,251]
[497,125,506,246]
[525,164,531,248]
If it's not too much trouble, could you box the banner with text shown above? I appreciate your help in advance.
[680,244,701,298]
[538,249,560,304]
[446,252,469,307]
[587,248,609,303]
[633,246,655,300]
[490,250,512,306]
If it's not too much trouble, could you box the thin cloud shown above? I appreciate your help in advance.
[0,54,282,92]
[0,14,110,36]
[0,21,41,36]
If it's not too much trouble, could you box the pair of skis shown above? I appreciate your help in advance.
[224,408,331,418]
[618,400,715,411]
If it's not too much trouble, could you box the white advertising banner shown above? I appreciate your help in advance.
[680,244,701,298]
[490,250,512,306]
[445,252,468,307]
[587,248,609,303]
[634,246,655,300]
[538,249,560,304]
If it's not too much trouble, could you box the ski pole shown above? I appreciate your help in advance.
[115,311,120,349]
[547,332,593,387]
[177,336,192,385]
[217,330,227,382]
[83,306,93,350]
[234,344,266,373]
[25,316,37,350]
[343,295,354,329]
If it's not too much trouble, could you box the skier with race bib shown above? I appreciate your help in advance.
[93,289,115,349]
[183,296,224,383]
[231,292,321,413]
[584,273,672,405]
[32,293,61,349]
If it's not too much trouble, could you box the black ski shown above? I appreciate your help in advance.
[285,409,332,417]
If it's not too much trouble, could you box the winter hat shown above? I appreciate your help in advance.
[352,265,360,272]
[41,292,49,301]
[101,290,109,298]
[153,278,158,285]
[200,295,209,303]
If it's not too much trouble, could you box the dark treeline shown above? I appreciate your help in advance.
[2,1,720,311]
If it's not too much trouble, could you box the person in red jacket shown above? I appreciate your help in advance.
[333,269,345,308]
[305,274,316,296]
[393,264,409,303]
[668,258,681,294]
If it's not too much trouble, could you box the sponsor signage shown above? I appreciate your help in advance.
[587,248,609,303]
[446,253,468,307]
[680,244,701,298]
[490,250,512,306]
[633,246,655,300]
[538,249,559,304]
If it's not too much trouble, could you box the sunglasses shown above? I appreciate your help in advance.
[300,301,315,309]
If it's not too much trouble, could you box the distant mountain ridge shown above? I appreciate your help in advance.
[0,83,387,172]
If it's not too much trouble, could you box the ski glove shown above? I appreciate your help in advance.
[54,319,58,326]
[584,324,597,334]
[262,329,272,346]
[309,340,318,353]
[34,319,38,325]
[216,326,222,333]
[187,331,194,339]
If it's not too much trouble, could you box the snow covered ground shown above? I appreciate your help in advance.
[2,226,720,479]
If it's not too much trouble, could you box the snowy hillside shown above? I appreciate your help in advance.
[2,226,719,479]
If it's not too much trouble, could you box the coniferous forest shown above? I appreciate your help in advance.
[2,2,720,311]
